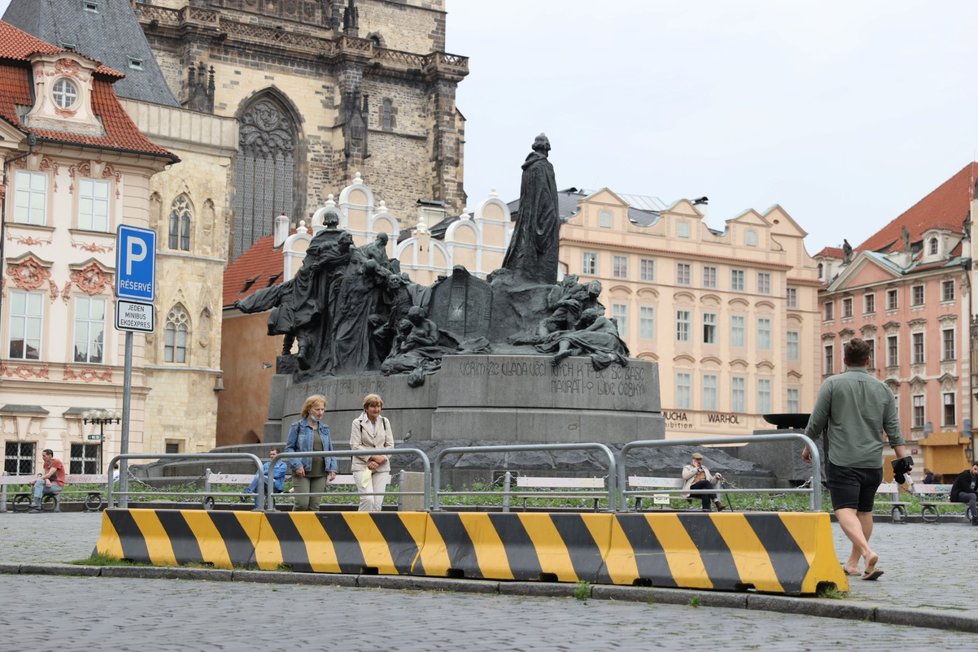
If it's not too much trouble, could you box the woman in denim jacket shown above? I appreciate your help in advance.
[284,394,338,511]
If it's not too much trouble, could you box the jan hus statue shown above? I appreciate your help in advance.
[501,133,560,284]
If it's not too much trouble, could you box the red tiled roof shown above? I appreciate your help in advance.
[223,235,285,308]
[0,21,173,160]
[857,162,975,254]
[815,246,843,259]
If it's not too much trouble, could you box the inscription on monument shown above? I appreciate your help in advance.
[456,359,648,398]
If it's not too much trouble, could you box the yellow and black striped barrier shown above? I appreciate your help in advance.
[95,509,847,595]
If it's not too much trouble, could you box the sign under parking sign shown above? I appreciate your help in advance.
[115,299,155,333]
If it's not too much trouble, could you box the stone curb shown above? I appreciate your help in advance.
[2,562,976,634]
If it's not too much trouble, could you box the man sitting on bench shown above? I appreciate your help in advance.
[950,461,978,525]
[682,452,726,512]
[28,449,65,513]
[245,449,287,507]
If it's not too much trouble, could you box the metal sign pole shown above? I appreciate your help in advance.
[120,330,134,508]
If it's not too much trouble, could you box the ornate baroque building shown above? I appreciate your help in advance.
[134,0,468,260]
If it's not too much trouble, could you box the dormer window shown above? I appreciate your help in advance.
[928,237,938,255]
[52,78,78,109]
[128,57,144,71]
[83,1,99,13]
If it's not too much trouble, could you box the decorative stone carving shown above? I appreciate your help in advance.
[69,261,113,295]
[7,255,52,290]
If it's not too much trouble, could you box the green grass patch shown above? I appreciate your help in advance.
[71,552,147,567]
[574,580,591,601]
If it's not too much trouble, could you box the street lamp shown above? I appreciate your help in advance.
[82,409,121,475]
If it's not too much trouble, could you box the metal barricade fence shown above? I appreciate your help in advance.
[432,443,619,511]
[266,448,432,511]
[106,453,264,509]
[617,434,823,512]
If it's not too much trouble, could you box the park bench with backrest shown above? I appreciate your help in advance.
[0,473,107,513]
[627,476,689,510]
[875,482,910,522]
[913,483,958,522]
[509,475,608,511]
[202,470,356,509]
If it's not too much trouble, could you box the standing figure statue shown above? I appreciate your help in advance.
[502,133,560,284]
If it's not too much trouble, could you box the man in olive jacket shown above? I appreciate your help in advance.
[803,338,909,580]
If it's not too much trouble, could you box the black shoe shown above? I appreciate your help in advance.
[27,506,41,513]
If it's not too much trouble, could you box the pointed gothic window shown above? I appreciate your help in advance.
[168,195,192,251]
[164,305,190,363]
[231,95,299,260]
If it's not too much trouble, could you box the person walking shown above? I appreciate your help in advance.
[803,338,910,580]
[949,462,978,525]
[284,394,337,512]
[350,393,395,512]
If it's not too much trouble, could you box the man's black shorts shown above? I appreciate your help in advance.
[826,462,883,512]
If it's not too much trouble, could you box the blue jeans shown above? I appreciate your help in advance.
[32,480,62,506]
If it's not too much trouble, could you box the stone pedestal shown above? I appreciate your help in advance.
[268,354,663,445]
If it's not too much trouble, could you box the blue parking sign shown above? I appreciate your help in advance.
[116,225,156,302]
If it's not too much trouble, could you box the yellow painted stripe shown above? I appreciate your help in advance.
[291,512,341,573]
[712,514,783,593]
[647,513,712,589]
[604,517,640,585]
[458,513,515,580]
[516,513,577,582]
[244,512,283,570]
[779,513,849,593]
[180,511,233,570]
[407,513,451,576]
[129,509,177,566]
[95,511,124,559]
[343,513,399,574]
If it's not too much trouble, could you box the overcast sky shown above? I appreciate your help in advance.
[447,0,978,254]
[4,1,977,254]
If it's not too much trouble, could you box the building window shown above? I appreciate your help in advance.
[52,78,78,108]
[73,296,105,363]
[165,441,182,454]
[14,170,48,225]
[866,338,876,369]
[943,392,956,427]
[757,317,771,349]
[823,301,834,321]
[613,255,628,279]
[4,441,36,474]
[731,269,745,291]
[886,288,898,310]
[164,306,190,363]
[864,293,875,314]
[168,195,192,251]
[582,252,598,275]
[911,284,924,306]
[128,57,144,70]
[841,297,853,318]
[676,219,690,238]
[703,266,717,289]
[676,263,691,286]
[381,99,394,131]
[599,210,613,228]
[757,378,772,414]
[787,388,800,413]
[8,290,43,360]
[703,312,717,344]
[70,443,100,474]
[702,374,717,411]
[639,306,655,339]
[757,272,771,295]
[912,395,925,429]
[824,344,834,375]
[640,259,655,281]
[817,262,824,279]
[745,229,758,246]
[887,335,898,367]
[731,376,746,412]
[942,328,955,361]
[676,310,691,342]
[730,315,745,347]
[929,237,938,255]
[942,279,955,302]
[612,304,628,339]
[83,0,99,13]
[786,287,797,308]
[675,372,692,409]
[912,332,924,365]
[787,331,799,361]
[78,178,110,231]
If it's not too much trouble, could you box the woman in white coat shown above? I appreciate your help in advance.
[350,393,395,511]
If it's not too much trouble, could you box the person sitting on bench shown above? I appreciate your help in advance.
[28,449,65,513]
[245,449,287,507]
[950,462,978,525]
[681,452,726,512]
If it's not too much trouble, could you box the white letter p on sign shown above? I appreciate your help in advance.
[126,237,147,275]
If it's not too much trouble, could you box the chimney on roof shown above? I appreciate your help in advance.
[274,212,289,248]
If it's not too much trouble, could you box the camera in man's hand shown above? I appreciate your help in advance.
[891,456,914,484]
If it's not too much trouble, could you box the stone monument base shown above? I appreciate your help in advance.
[266,354,664,444]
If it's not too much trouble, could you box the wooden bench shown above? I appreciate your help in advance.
[0,473,107,513]
[627,476,689,510]
[203,470,356,509]
[913,483,954,522]
[875,482,910,522]
[510,476,608,511]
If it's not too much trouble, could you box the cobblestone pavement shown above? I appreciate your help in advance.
[1,513,976,650]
